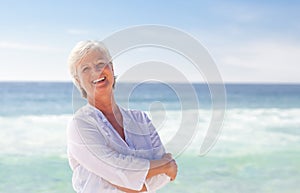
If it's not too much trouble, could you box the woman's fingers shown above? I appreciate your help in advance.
[165,159,178,181]
[163,153,173,160]
[162,153,178,181]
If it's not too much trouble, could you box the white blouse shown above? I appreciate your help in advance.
[67,104,170,193]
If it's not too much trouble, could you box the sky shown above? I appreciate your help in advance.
[0,0,299,83]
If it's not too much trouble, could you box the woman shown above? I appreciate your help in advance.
[67,40,178,193]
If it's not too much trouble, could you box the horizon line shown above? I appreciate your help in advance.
[0,80,300,85]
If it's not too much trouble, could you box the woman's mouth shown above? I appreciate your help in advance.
[92,77,106,84]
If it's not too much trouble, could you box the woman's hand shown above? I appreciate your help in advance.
[112,153,178,192]
[147,153,178,181]
[162,153,178,181]
[162,153,173,161]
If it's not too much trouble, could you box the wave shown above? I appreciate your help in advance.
[0,114,72,156]
[1,108,299,157]
[148,108,300,157]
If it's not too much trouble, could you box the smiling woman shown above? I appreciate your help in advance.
[68,41,115,98]
[66,40,178,193]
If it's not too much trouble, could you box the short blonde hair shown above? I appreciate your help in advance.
[68,40,113,98]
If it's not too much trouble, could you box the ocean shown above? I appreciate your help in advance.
[0,82,299,193]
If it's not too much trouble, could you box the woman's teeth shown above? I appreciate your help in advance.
[92,77,106,84]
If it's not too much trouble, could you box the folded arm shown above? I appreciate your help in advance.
[111,155,177,192]
[68,117,151,191]
[68,116,177,192]
[111,112,178,192]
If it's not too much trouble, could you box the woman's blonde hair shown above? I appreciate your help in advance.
[68,40,113,98]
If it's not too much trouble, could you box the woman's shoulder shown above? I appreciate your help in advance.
[67,104,103,135]
[122,108,151,124]
[71,104,99,123]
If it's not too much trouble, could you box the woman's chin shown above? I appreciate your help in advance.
[93,79,109,88]
[95,82,113,94]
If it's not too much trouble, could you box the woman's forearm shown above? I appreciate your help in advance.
[147,154,177,181]
[113,156,177,192]
[146,159,169,179]
[112,159,167,192]
[111,183,147,193]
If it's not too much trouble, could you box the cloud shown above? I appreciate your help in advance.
[214,40,300,82]
[211,1,263,23]
[66,29,90,35]
[0,41,58,51]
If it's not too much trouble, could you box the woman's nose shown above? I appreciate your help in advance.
[94,63,106,72]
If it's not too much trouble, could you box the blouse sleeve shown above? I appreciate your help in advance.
[144,113,171,192]
[67,116,150,191]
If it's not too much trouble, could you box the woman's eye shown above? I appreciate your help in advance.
[82,67,90,73]
[96,63,105,69]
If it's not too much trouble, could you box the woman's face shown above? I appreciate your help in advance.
[76,48,114,100]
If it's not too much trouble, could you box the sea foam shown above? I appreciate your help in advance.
[1,108,299,157]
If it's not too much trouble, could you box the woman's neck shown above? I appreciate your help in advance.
[88,93,118,115]
[89,94,124,133]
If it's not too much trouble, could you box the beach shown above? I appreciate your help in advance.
[0,82,299,193]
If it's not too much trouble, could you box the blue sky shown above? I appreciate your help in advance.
[0,0,299,83]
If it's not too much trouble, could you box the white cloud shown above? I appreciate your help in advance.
[211,2,263,23]
[66,29,90,35]
[213,40,300,82]
[0,41,59,51]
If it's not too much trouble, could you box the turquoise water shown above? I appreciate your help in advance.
[166,151,300,193]
[0,82,300,193]
[0,155,73,192]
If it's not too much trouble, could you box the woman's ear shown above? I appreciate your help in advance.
[75,76,81,87]
[110,62,114,72]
